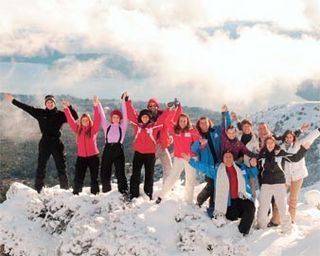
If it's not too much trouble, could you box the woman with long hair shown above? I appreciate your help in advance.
[156,107,201,204]
[63,96,101,195]
[280,128,320,223]
[257,136,310,232]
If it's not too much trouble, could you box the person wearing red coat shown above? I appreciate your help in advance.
[125,94,168,200]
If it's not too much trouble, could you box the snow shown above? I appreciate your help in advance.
[304,190,320,209]
[1,101,319,255]
[250,101,320,133]
[1,181,320,256]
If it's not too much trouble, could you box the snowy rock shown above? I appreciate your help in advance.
[1,181,320,255]
[304,190,320,209]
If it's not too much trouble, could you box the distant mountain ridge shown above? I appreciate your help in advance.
[296,82,320,101]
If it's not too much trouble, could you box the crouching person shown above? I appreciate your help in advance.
[186,150,257,236]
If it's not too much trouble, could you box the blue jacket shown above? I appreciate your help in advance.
[191,111,231,167]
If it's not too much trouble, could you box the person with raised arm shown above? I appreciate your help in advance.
[125,94,171,200]
[63,96,101,195]
[4,93,78,193]
[257,136,310,233]
[156,106,201,205]
[191,104,231,209]
[98,92,128,194]
[280,127,320,223]
[125,94,179,184]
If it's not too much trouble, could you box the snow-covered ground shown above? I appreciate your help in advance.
[1,180,320,256]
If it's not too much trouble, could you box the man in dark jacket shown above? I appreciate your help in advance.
[5,93,78,193]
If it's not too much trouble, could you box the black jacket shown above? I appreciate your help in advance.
[258,146,307,185]
[12,99,78,139]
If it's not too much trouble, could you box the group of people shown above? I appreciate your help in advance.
[4,92,320,236]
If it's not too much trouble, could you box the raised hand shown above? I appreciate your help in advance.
[301,122,311,132]
[302,142,311,150]
[121,91,128,101]
[93,96,99,106]
[221,104,228,112]
[4,93,14,103]
[62,100,70,109]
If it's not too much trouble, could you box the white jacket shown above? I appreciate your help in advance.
[238,132,260,166]
[215,163,247,215]
[281,129,320,184]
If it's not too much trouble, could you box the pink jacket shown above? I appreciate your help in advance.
[171,128,201,158]
[64,106,101,157]
[167,106,201,158]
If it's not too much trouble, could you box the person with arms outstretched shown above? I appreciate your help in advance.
[4,93,78,193]
[99,92,128,194]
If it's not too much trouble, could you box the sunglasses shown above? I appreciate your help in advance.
[148,104,157,108]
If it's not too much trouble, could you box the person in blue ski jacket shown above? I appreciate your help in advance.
[191,104,231,208]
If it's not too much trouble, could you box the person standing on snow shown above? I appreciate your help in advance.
[125,95,169,200]
[4,93,78,193]
[256,136,310,233]
[145,97,180,183]
[63,96,101,195]
[156,107,201,205]
[280,128,320,223]
[191,104,231,209]
[98,93,129,194]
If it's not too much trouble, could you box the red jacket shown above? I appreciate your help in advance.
[64,106,101,157]
[125,100,177,150]
[130,122,164,154]
[126,100,164,154]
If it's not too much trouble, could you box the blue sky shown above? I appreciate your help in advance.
[0,0,320,112]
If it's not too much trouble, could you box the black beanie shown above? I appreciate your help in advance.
[44,95,56,104]
[138,109,152,123]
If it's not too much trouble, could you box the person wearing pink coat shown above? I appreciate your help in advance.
[63,96,101,195]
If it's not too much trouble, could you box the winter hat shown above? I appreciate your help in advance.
[138,109,152,123]
[110,110,123,120]
[44,95,56,104]
[147,98,159,108]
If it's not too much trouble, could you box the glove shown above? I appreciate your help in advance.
[121,93,129,101]
[167,98,180,108]
[174,98,180,107]
[167,100,175,108]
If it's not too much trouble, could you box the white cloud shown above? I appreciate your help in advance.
[0,0,319,113]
